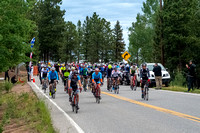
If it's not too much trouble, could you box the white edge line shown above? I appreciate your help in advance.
[156,89,200,96]
[31,82,85,133]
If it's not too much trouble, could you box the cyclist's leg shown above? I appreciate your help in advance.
[107,77,109,88]
[64,78,67,91]
[141,81,145,97]
[54,80,57,90]
[68,88,72,101]
[130,76,133,86]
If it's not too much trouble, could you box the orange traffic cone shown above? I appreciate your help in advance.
[33,78,35,83]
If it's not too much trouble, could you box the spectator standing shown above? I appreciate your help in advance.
[186,60,196,92]
[153,63,162,89]
[26,64,31,82]
[4,70,9,81]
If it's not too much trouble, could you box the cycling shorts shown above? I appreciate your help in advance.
[50,79,56,84]
[42,77,47,80]
[83,75,87,79]
[64,77,68,86]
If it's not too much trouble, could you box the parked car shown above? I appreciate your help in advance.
[136,63,171,87]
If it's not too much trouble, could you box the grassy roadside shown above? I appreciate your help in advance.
[0,82,56,133]
[162,86,200,94]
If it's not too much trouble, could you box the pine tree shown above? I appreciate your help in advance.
[113,21,125,62]
[36,0,65,61]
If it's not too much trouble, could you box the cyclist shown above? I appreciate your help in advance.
[41,65,48,87]
[111,67,121,90]
[87,66,94,89]
[92,68,103,98]
[48,67,59,96]
[68,71,82,109]
[130,63,138,88]
[107,64,113,90]
[100,64,105,81]
[81,65,88,90]
[140,63,150,98]
[63,67,70,92]
[54,63,60,80]
[60,64,66,82]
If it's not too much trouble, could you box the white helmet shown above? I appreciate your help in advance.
[51,67,55,71]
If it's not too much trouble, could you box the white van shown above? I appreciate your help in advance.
[136,63,171,87]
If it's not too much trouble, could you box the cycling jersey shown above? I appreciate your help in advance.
[61,66,66,74]
[48,71,59,81]
[111,70,120,78]
[69,75,81,90]
[64,70,70,78]
[41,68,48,78]
[140,68,150,80]
[130,66,137,76]
[55,64,60,72]
[80,68,88,76]
[92,72,102,84]
[107,68,113,78]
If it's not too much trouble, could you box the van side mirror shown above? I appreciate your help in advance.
[166,68,168,71]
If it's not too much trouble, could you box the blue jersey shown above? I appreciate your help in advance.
[80,68,88,76]
[48,71,59,80]
[92,72,102,83]
[100,67,104,73]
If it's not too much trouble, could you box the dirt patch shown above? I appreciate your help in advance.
[1,83,35,133]
[11,83,32,94]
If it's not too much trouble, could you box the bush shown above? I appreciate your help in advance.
[4,81,13,93]
[170,71,186,87]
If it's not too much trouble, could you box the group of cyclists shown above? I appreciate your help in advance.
[38,62,151,110]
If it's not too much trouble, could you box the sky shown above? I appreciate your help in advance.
[60,0,145,49]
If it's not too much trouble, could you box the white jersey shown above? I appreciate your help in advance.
[111,70,120,78]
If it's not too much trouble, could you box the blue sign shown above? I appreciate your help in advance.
[30,37,35,48]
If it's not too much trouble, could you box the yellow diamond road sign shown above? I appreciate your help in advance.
[122,51,131,61]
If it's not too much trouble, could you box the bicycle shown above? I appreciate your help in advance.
[131,75,137,91]
[113,78,119,94]
[64,77,68,93]
[143,81,149,101]
[42,78,48,93]
[95,84,101,104]
[50,81,57,99]
[71,91,79,113]
[107,77,112,92]
[83,76,88,92]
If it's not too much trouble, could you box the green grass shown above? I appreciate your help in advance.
[162,86,200,94]
[0,83,56,133]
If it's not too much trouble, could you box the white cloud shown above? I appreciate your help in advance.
[61,0,145,48]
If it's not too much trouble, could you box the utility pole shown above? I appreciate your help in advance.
[160,0,164,65]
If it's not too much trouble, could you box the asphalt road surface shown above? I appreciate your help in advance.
[34,77,200,133]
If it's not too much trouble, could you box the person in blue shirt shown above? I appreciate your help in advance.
[48,67,58,96]
[92,68,103,98]
[68,71,82,109]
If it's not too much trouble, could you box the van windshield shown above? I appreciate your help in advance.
[147,64,166,71]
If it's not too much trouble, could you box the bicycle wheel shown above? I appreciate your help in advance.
[143,89,146,100]
[146,87,149,101]
[72,104,74,112]
[117,85,119,94]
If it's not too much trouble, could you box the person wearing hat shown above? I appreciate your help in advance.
[186,60,196,92]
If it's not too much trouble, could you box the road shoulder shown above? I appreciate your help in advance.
[28,81,84,133]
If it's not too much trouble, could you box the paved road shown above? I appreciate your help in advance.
[34,77,200,133]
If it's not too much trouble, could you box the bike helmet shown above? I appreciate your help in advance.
[95,68,99,72]
[51,67,55,71]
[108,64,112,69]
[142,63,147,67]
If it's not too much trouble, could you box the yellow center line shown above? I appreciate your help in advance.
[102,91,200,123]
